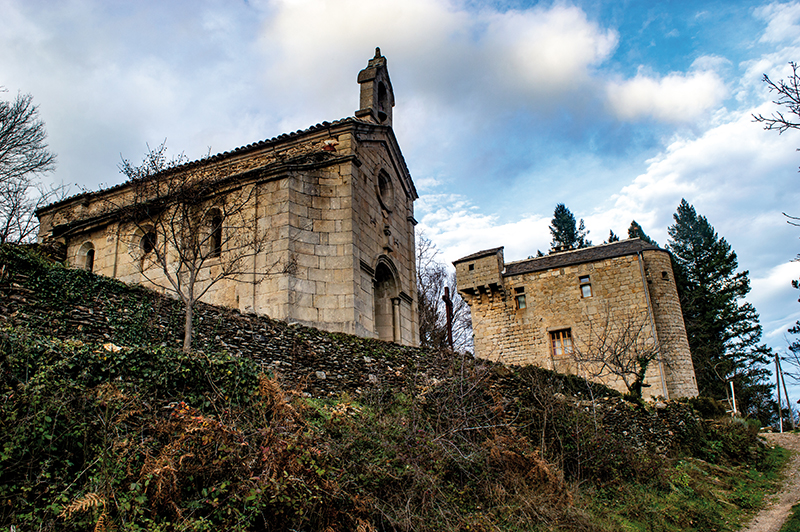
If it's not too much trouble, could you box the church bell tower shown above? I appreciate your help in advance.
[356,48,395,127]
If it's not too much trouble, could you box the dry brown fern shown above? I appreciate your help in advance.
[59,492,105,519]
[356,518,377,532]
[94,511,117,532]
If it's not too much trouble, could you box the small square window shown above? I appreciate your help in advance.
[468,264,474,271]
[579,275,592,298]
[661,271,669,280]
[514,287,525,294]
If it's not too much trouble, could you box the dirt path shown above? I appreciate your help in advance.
[741,433,800,532]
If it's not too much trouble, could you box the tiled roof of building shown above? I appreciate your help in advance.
[452,247,504,264]
[37,116,410,213]
[504,239,661,277]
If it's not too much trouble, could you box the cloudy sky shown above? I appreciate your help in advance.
[3,0,800,386]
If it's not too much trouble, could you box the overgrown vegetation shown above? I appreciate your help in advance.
[782,503,800,532]
[0,244,791,531]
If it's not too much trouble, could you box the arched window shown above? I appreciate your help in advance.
[207,209,223,257]
[377,82,388,123]
[141,231,156,254]
[78,241,95,272]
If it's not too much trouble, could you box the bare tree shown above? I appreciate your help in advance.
[753,62,800,133]
[117,142,284,351]
[416,233,472,352]
[0,89,60,243]
[572,306,663,398]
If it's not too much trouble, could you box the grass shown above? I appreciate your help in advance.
[580,446,790,532]
[782,504,800,532]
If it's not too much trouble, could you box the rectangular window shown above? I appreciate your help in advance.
[514,287,526,309]
[468,263,474,271]
[550,329,573,357]
[579,275,592,298]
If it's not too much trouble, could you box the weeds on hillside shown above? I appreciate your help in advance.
[0,245,788,531]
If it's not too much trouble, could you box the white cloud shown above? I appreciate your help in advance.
[481,6,618,97]
[605,66,728,122]
[756,1,800,44]
[751,261,800,339]
[416,194,551,265]
[259,0,617,109]
[603,106,800,260]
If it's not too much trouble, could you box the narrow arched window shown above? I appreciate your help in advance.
[377,82,388,122]
[86,249,95,272]
[208,209,223,257]
[78,241,95,272]
[141,231,156,254]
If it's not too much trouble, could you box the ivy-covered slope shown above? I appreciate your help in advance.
[0,244,785,532]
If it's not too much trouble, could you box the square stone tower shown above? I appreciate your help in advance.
[455,240,698,399]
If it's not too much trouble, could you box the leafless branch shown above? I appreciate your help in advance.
[107,142,287,351]
[753,62,800,133]
[0,91,59,243]
[416,232,473,352]
[572,304,664,398]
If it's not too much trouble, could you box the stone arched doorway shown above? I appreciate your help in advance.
[374,260,400,342]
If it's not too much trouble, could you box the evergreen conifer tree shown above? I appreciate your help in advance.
[627,220,657,246]
[607,230,620,243]
[549,204,590,251]
[668,199,773,420]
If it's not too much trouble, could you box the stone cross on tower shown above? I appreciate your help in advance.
[356,47,395,127]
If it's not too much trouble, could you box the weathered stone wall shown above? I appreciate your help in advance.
[462,252,666,398]
[351,126,418,346]
[457,244,698,400]
[1,244,705,461]
[641,250,699,398]
[37,122,419,347]
[453,249,504,293]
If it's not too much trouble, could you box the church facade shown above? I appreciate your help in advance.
[36,50,420,346]
[454,240,698,399]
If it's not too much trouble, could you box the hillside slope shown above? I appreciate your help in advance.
[0,244,787,531]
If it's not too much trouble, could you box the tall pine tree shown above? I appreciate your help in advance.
[549,204,590,251]
[627,220,658,246]
[668,199,773,420]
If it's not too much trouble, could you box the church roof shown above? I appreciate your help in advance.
[37,116,413,214]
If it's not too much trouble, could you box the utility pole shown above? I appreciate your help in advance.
[776,353,784,433]
[729,380,738,417]
[777,355,796,431]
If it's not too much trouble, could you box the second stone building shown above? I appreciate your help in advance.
[454,239,698,399]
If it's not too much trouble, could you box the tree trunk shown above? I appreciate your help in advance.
[183,301,193,352]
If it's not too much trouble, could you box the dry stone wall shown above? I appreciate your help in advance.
[1,244,707,462]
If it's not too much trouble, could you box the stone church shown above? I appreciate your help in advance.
[455,240,698,399]
[36,49,420,346]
